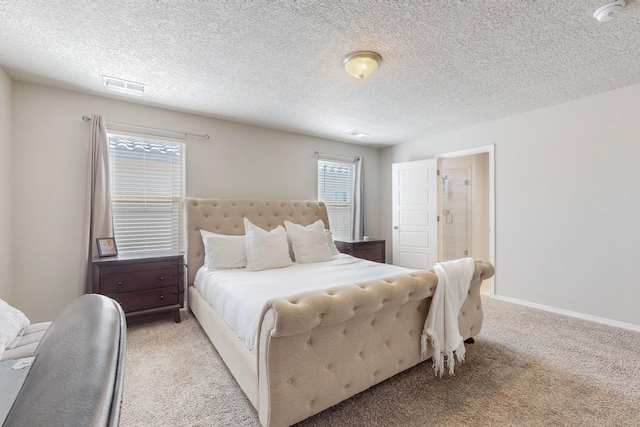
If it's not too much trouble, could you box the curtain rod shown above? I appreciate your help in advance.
[82,115,210,140]
[314,151,360,162]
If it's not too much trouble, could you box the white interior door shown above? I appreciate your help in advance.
[392,159,438,269]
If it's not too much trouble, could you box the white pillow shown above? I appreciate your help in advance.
[0,298,30,358]
[206,234,247,270]
[200,229,215,266]
[324,229,340,256]
[243,218,293,271]
[201,230,247,269]
[284,219,333,264]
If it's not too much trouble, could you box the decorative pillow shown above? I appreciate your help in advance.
[284,219,333,264]
[205,234,247,270]
[200,229,215,266]
[243,218,293,271]
[324,229,340,256]
[201,229,247,269]
[0,298,30,357]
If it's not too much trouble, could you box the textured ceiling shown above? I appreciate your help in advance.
[1,0,640,147]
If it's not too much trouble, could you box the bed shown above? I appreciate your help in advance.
[186,198,494,427]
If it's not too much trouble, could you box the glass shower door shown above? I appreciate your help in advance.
[441,167,471,261]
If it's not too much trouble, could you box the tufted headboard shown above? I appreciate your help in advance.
[185,198,330,285]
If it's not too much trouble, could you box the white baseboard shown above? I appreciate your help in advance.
[493,295,640,333]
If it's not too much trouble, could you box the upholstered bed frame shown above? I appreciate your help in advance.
[186,198,494,427]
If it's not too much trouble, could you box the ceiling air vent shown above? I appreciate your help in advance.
[102,76,146,95]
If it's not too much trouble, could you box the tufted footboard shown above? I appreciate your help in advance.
[256,261,494,427]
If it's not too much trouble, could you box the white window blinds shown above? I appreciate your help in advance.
[317,158,355,240]
[108,132,185,254]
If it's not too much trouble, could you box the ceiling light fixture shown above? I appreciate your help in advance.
[593,0,625,22]
[342,51,382,79]
[346,130,369,139]
[102,75,146,95]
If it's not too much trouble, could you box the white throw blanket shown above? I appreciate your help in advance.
[421,257,475,377]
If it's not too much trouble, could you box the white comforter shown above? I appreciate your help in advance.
[194,254,414,353]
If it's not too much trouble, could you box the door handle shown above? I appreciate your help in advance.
[443,209,454,225]
[393,226,398,230]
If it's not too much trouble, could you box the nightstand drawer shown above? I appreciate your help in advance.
[352,244,384,261]
[100,267,178,294]
[108,286,179,313]
[99,260,179,275]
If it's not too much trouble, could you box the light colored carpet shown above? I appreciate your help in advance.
[121,297,640,426]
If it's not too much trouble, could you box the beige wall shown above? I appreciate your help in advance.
[381,83,640,329]
[11,82,381,322]
[0,68,13,303]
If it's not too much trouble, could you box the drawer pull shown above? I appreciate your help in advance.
[159,276,165,281]
[160,295,164,299]
[117,281,123,286]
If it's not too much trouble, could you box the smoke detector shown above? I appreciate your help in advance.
[593,0,625,22]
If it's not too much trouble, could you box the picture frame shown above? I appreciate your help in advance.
[96,237,118,257]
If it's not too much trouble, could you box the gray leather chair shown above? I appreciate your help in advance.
[4,294,126,427]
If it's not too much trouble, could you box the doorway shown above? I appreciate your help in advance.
[437,145,494,296]
[391,145,495,296]
[441,166,472,261]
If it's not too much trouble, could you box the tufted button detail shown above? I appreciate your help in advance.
[287,378,293,384]
[325,364,331,370]
[307,339,312,345]
[341,329,346,335]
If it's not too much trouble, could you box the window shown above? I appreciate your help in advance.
[108,132,185,254]
[317,158,355,240]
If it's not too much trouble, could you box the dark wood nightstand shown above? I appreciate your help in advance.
[334,239,386,263]
[92,252,184,323]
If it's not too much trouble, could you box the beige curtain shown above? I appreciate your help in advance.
[352,156,365,240]
[82,115,113,293]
